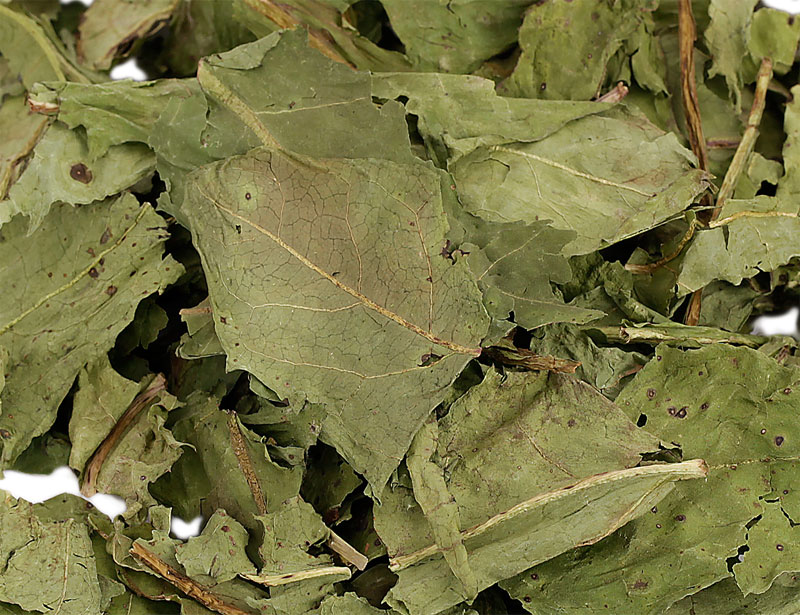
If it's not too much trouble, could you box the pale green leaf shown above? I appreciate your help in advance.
[379,0,529,73]
[505,345,800,613]
[462,219,602,331]
[0,494,101,614]
[0,95,48,200]
[176,510,257,584]
[502,0,647,100]
[0,194,181,468]
[376,369,706,615]
[1,122,155,230]
[68,354,141,472]
[450,107,709,255]
[748,8,800,74]
[76,0,180,70]
[704,0,758,111]
[184,145,487,494]
[29,78,200,158]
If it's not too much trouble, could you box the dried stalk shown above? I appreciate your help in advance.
[131,542,253,615]
[242,566,351,587]
[710,57,774,221]
[596,82,629,103]
[328,530,369,570]
[626,217,698,275]
[685,57,773,324]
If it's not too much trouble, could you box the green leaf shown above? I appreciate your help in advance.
[704,0,759,111]
[76,0,180,70]
[68,354,142,472]
[0,4,90,88]
[0,194,181,468]
[0,494,102,614]
[677,198,800,294]
[505,345,800,613]
[169,393,304,533]
[0,95,49,200]
[462,218,602,331]
[748,8,800,74]
[183,144,487,494]
[30,78,201,158]
[371,72,607,167]
[502,0,648,100]
[379,0,529,73]
[664,574,800,615]
[176,510,257,584]
[0,122,156,230]
[449,106,709,255]
[376,369,706,615]
[314,593,388,615]
[198,31,415,164]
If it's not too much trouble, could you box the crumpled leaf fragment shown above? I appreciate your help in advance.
[81,377,184,521]
[176,510,257,585]
[376,368,706,615]
[665,573,800,615]
[0,95,49,200]
[68,354,142,472]
[379,0,529,73]
[0,4,92,88]
[462,218,602,331]
[449,106,709,255]
[0,494,101,614]
[29,78,200,158]
[502,0,650,100]
[177,298,226,359]
[0,194,182,468]
[168,393,304,534]
[76,0,179,70]
[505,344,800,614]
[704,0,759,111]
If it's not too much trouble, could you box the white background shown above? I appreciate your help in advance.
[0,0,797,539]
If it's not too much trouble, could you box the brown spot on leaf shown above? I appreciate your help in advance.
[778,544,785,551]
[647,388,656,399]
[776,436,785,447]
[100,227,112,244]
[567,419,576,427]
[675,514,686,522]
[632,580,648,590]
[676,407,688,419]
[88,268,99,279]
[784,387,792,394]
[105,285,117,296]
[700,402,709,410]
[0,429,10,439]
[69,163,92,184]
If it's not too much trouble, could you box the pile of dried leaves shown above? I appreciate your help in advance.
[2,0,800,613]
